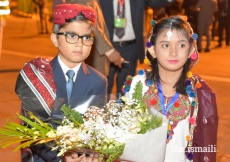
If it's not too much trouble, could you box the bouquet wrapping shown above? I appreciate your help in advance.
[120,107,168,162]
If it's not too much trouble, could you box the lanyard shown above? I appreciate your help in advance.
[157,80,179,116]
[118,0,125,15]
[118,0,125,6]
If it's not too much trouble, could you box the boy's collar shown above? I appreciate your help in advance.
[82,61,90,75]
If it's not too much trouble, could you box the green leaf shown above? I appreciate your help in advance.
[34,138,55,145]
[0,136,28,146]
[0,139,27,148]
[14,138,45,151]
[7,122,29,132]
[61,105,83,125]
[0,137,22,146]
[3,125,19,131]
[100,143,125,162]
[18,115,49,135]
[27,112,54,131]
[0,136,19,140]
[132,81,143,102]
[0,129,25,136]
[139,115,162,134]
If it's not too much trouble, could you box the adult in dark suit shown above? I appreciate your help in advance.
[15,4,107,162]
[217,0,230,47]
[99,0,174,95]
[182,0,199,32]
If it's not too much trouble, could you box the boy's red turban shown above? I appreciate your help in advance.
[53,4,97,27]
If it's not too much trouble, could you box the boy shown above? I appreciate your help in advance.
[15,4,107,162]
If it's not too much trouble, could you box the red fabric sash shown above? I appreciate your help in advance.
[20,57,56,115]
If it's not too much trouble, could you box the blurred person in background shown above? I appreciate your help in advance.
[165,0,184,16]
[99,0,174,95]
[195,0,218,52]
[216,0,230,47]
[33,0,50,34]
[182,0,199,32]
[212,9,219,41]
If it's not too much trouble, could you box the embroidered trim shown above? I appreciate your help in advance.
[143,82,191,143]
[20,69,52,116]
[187,76,199,147]
[122,75,133,93]
[30,64,56,99]
[20,58,57,116]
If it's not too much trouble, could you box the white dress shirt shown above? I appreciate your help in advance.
[58,55,82,82]
[113,0,136,42]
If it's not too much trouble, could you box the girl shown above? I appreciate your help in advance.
[124,16,218,162]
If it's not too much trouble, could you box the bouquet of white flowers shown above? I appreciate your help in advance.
[0,83,168,162]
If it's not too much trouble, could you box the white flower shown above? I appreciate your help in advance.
[77,131,91,142]
[46,130,56,138]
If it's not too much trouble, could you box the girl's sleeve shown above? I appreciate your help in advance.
[193,77,218,162]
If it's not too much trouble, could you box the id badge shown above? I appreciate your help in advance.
[114,18,126,28]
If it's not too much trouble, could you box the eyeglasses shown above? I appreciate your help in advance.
[56,32,95,46]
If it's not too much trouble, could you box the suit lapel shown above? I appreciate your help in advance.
[130,0,137,29]
[52,56,67,98]
[71,62,90,98]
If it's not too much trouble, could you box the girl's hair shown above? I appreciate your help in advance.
[146,15,195,95]
[53,13,95,34]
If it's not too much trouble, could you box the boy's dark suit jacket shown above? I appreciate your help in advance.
[51,56,108,116]
[15,56,107,162]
